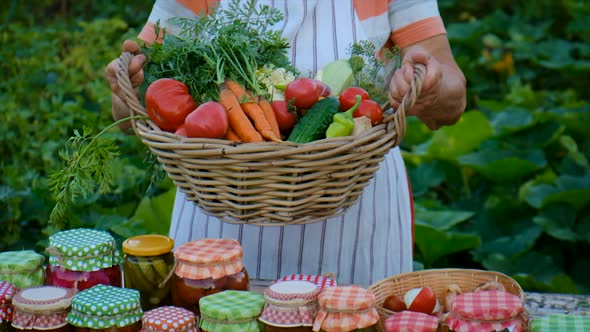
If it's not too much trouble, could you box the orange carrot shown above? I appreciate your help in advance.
[258,99,281,140]
[241,102,280,142]
[225,126,242,142]
[225,79,257,103]
[219,89,263,143]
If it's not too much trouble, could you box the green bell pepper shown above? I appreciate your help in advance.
[326,95,362,138]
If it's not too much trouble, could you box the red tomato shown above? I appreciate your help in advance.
[353,99,383,125]
[184,102,228,139]
[339,87,370,110]
[271,100,297,135]
[145,78,197,132]
[383,295,407,312]
[314,80,332,97]
[175,125,187,137]
[285,78,321,109]
[404,287,440,314]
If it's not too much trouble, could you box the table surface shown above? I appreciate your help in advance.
[250,279,590,318]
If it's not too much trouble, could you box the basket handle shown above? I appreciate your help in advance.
[384,63,426,147]
[116,52,148,119]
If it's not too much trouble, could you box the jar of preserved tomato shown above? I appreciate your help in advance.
[0,250,45,288]
[0,281,16,332]
[11,286,76,332]
[140,306,197,332]
[199,290,265,332]
[312,286,379,332]
[259,280,320,332]
[66,285,142,332]
[171,238,249,316]
[45,228,122,291]
[122,235,175,311]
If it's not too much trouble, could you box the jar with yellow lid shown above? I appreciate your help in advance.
[11,286,76,332]
[122,235,175,311]
[312,286,379,332]
[0,281,16,332]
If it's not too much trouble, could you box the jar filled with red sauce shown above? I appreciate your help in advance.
[171,238,249,316]
[45,228,122,291]
[11,286,76,332]
[312,286,379,332]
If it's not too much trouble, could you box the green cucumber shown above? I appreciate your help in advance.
[287,97,341,143]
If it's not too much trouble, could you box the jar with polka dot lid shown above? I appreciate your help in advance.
[11,286,76,332]
[0,250,45,288]
[45,228,122,291]
[140,306,196,332]
[66,284,142,332]
[0,281,16,332]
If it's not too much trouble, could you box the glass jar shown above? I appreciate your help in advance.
[171,238,250,316]
[0,250,45,288]
[199,290,265,332]
[260,280,320,332]
[66,284,142,332]
[122,235,175,311]
[0,281,16,332]
[140,306,197,332]
[45,228,122,291]
[11,286,76,332]
[312,286,379,332]
[273,274,336,291]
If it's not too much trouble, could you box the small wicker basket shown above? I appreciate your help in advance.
[116,52,424,226]
[369,269,526,332]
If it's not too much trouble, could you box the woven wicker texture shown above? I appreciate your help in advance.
[369,269,526,332]
[116,52,424,226]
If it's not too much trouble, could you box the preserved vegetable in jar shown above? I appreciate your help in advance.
[11,286,76,332]
[312,286,379,332]
[0,251,45,288]
[66,285,142,332]
[45,228,122,291]
[140,306,196,332]
[122,235,175,310]
[199,290,265,332]
[260,280,319,332]
[0,281,16,332]
[171,238,249,316]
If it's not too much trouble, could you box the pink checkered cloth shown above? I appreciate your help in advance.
[275,274,337,291]
[312,286,379,332]
[445,290,527,332]
[384,311,439,332]
[174,238,244,280]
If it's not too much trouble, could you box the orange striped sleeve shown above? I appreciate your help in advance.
[177,0,219,16]
[390,16,446,48]
[352,0,390,20]
[138,21,164,44]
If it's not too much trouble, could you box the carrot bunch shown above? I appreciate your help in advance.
[219,80,281,143]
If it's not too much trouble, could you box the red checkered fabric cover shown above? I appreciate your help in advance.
[312,286,379,332]
[0,282,15,322]
[260,280,320,327]
[276,274,337,291]
[384,311,439,332]
[174,238,244,279]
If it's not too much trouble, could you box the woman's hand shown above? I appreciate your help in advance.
[388,35,466,130]
[104,40,146,132]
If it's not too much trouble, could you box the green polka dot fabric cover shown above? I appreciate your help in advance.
[67,284,142,328]
[48,228,121,272]
[199,290,265,332]
[531,314,590,331]
[0,250,45,288]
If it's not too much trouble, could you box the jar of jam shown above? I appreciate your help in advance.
[273,275,336,291]
[66,285,142,332]
[0,281,16,332]
[140,306,197,332]
[312,286,379,332]
[0,250,45,288]
[199,290,265,332]
[260,280,320,332]
[171,238,249,316]
[45,228,122,291]
[122,235,175,311]
[11,286,76,332]
[384,311,439,332]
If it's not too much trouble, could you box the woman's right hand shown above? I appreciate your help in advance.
[104,40,146,132]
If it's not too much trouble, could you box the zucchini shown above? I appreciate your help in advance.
[287,96,341,143]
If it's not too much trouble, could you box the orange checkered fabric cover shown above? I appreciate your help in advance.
[174,238,244,280]
[312,286,379,332]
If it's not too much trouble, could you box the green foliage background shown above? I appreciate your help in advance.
[1,0,588,293]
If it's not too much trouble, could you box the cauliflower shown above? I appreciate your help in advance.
[257,64,296,101]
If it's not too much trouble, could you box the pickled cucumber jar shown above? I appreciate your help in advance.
[66,285,142,332]
[11,286,76,332]
[259,280,320,332]
[45,228,122,291]
[0,250,45,288]
[199,290,265,332]
[312,286,379,332]
[140,306,197,332]
[122,235,175,311]
[0,281,16,332]
[171,238,249,316]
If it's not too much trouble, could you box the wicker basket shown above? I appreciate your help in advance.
[116,52,425,226]
[369,268,526,332]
